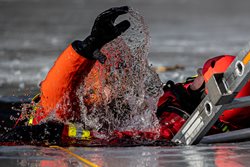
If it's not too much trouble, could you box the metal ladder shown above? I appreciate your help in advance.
[172,43,250,145]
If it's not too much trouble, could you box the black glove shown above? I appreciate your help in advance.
[72,6,131,64]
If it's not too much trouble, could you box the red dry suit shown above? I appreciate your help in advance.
[27,44,250,143]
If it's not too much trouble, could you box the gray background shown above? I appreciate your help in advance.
[1,0,250,96]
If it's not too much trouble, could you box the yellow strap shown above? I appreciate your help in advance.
[222,125,229,132]
[50,146,99,167]
[32,93,40,102]
[243,51,250,65]
[28,105,39,126]
[191,74,198,78]
[26,93,41,126]
[82,130,91,139]
[68,124,91,140]
[28,116,33,125]
[68,124,77,137]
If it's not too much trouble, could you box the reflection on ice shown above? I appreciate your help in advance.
[1,142,250,167]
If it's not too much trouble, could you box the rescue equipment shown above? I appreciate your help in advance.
[172,44,250,145]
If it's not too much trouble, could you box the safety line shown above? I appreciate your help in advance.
[50,146,99,167]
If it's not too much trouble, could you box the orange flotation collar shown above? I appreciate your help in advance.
[202,55,235,83]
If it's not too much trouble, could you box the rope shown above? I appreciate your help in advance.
[50,146,99,167]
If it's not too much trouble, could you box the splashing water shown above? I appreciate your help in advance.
[75,9,163,134]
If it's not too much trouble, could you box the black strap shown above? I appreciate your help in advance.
[157,100,190,120]
[167,80,206,113]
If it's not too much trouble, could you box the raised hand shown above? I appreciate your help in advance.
[72,6,131,64]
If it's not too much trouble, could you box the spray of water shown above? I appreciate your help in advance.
[75,9,163,135]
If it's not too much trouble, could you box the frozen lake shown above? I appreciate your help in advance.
[1,0,250,166]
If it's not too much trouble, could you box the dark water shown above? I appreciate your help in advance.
[1,0,250,166]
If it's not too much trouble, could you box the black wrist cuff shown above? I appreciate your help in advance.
[71,37,97,59]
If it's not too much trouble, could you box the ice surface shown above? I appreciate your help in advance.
[2,142,250,167]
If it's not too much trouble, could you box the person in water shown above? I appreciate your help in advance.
[2,6,250,145]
